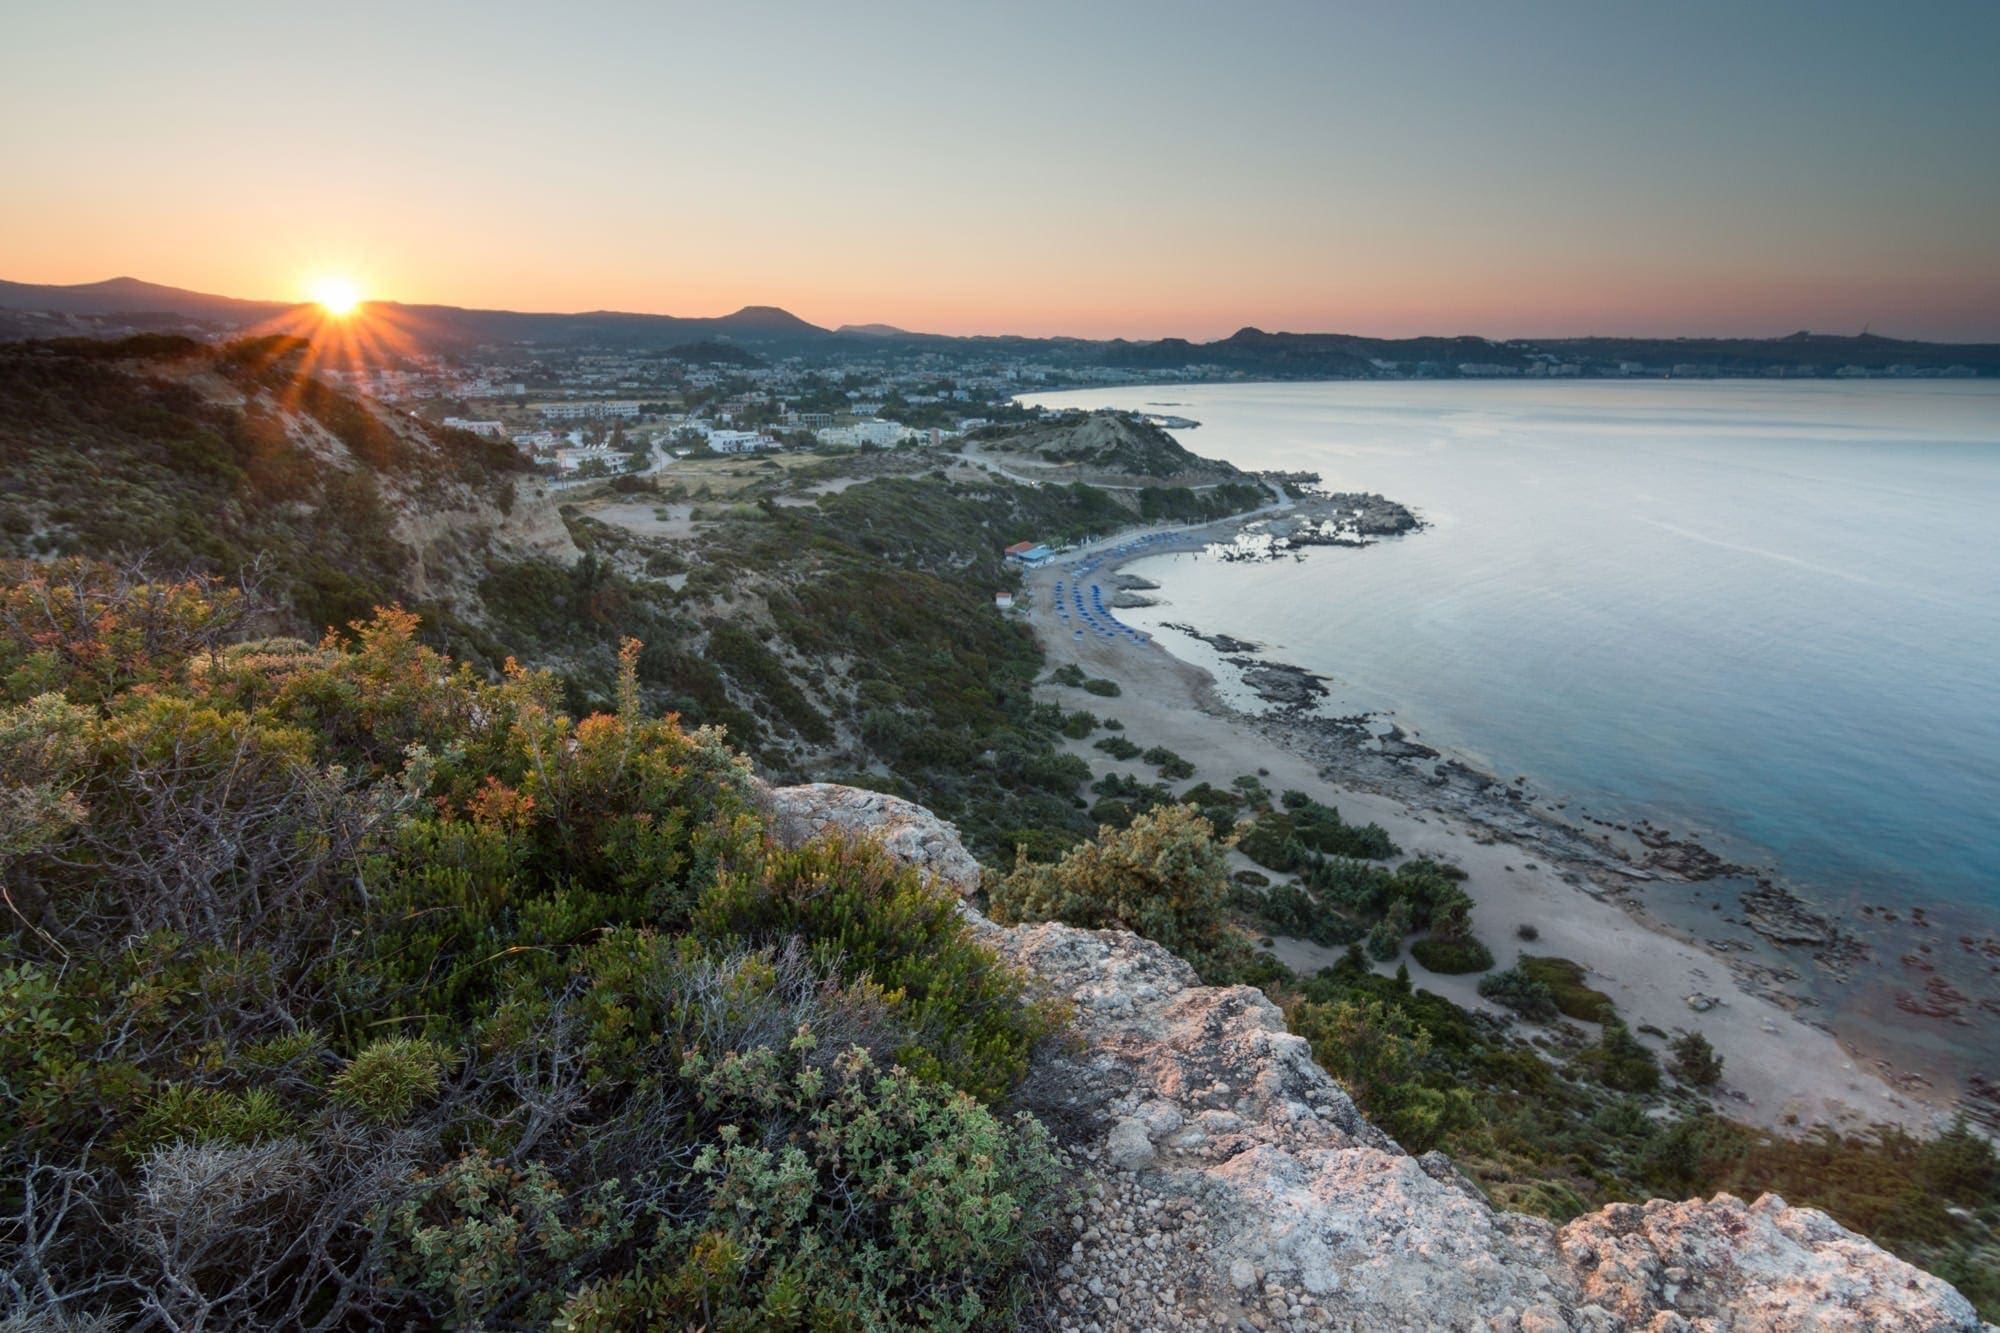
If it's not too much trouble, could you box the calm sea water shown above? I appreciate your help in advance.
[1023,380,2000,920]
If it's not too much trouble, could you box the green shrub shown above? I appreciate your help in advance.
[1237,799,1397,871]
[329,1037,457,1124]
[694,831,1056,1099]
[1409,936,1496,974]
[1081,677,1120,697]
[1061,709,1097,739]
[381,1151,632,1324]
[661,1039,1063,1330]
[1516,956,1617,1024]
[1365,919,1402,962]
[1478,965,1560,1021]
[1094,735,1141,760]
[1576,1022,1662,1094]
[1669,1031,1724,1088]
[1141,745,1196,780]
[991,803,1245,982]
[1289,998,1475,1153]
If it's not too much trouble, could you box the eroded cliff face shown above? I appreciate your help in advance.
[389,475,581,602]
[762,782,1989,1333]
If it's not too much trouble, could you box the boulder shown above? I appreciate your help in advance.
[760,781,982,897]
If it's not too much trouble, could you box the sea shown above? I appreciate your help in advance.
[1022,379,2000,1078]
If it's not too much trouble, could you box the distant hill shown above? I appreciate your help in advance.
[3,275,1995,375]
[0,333,563,644]
[969,411,1242,482]
[0,276,294,325]
[0,278,834,353]
[663,339,767,367]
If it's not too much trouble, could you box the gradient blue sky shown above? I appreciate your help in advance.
[4,0,1997,339]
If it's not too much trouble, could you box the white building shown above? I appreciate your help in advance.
[552,443,620,473]
[815,419,913,448]
[706,429,777,454]
[537,400,642,421]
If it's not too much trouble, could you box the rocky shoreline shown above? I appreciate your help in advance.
[1079,502,1994,1132]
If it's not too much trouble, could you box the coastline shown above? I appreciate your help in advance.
[1022,510,1963,1138]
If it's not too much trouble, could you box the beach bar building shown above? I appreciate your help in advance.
[1005,541,1054,567]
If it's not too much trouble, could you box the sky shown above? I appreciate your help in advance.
[4,0,1998,341]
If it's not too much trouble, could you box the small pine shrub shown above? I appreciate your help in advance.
[328,1037,457,1124]
[1516,956,1617,1024]
[1093,735,1141,761]
[1576,1022,1662,1094]
[1410,936,1496,975]
[991,803,1246,983]
[1478,965,1560,1021]
[1061,709,1098,739]
[1669,1031,1725,1088]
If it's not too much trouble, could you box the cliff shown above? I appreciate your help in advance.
[764,782,1990,1332]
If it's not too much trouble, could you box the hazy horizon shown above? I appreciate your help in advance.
[5,0,1998,341]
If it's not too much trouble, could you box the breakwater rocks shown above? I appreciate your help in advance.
[1206,493,1423,563]
[763,782,1988,1332]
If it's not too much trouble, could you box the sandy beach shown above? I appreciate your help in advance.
[1021,517,1957,1138]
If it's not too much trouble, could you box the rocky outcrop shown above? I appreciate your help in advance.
[762,781,983,896]
[767,783,1989,1332]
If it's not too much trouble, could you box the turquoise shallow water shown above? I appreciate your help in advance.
[1022,380,2000,922]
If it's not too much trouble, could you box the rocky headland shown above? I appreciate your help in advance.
[765,782,1990,1332]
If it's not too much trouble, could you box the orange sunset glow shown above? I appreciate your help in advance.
[308,276,362,317]
[3,4,1995,340]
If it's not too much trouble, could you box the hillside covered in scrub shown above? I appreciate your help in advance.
[0,566,1991,1329]
[0,566,1072,1326]
[0,340,1995,1325]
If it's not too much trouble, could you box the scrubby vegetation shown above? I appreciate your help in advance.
[1237,852,1485,961]
[1236,791,1398,867]
[0,336,526,641]
[991,791,1998,1317]
[991,804,1249,984]
[5,350,1994,1320]
[0,565,1066,1329]
[1135,481,1269,523]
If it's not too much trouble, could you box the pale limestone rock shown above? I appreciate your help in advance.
[1106,1117,1157,1171]
[760,781,982,896]
[793,782,1989,1333]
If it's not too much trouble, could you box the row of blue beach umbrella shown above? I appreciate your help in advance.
[1049,531,1180,644]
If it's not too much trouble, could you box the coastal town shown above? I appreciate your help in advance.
[325,343,1095,477]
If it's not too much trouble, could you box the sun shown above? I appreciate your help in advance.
[308,276,363,317]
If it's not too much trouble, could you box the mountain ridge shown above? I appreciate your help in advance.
[3,275,1998,373]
